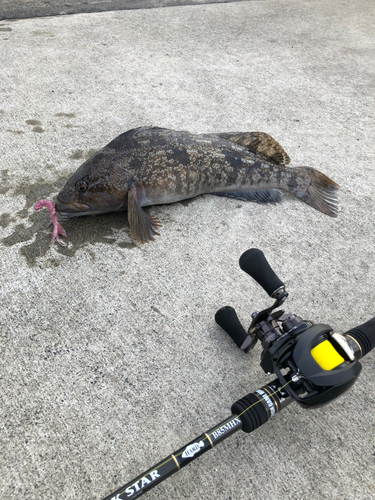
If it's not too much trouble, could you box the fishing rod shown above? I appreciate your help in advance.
[103,248,375,500]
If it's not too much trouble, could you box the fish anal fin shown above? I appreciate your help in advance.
[128,178,161,243]
[217,132,291,166]
[211,189,282,204]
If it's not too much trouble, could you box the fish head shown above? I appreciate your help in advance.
[56,154,128,217]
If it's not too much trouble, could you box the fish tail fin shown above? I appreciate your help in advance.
[290,167,339,217]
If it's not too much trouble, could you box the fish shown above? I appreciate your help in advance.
[55,127,339,243]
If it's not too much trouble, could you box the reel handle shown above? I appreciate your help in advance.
[239,249,284,297]
[215,306,249,349]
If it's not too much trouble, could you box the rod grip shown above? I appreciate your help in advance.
[231,392,268,433]
[215,306,248,348]
[344,317,375,357]
[239,248,284,297]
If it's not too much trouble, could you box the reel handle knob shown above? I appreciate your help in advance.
[239,249,284,297]
[215,306,249,349]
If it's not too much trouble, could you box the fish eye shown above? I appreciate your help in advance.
[77,181,88,193]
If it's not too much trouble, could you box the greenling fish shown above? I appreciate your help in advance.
[55,127,339,243]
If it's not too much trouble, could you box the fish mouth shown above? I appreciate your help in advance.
[55,201,90,216]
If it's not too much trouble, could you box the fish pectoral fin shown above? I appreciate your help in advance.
[128,179,162,243]
[211,189,283,204]
[216,132,290,166]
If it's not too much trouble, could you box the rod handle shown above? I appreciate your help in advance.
[344,317,375,358]
[231,380,292,433]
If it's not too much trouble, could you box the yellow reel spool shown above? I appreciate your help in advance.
[311,340,345,371]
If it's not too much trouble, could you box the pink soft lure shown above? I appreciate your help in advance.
[34,199,67,246]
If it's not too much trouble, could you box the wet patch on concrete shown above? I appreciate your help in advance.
[69,149,99,161]
[31,30,55,37]
[9,211,137,267]
[26,119,44,133]
[26,119,42,126]
[69,149,84,160]
[12,176,68,210]
[0,170,10,195]
[86,149,99,159]
[0,213,13,228]
[54,113,76,119]
[1,173,137,266]
[6,129,25,135]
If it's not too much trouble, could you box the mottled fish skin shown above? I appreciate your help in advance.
[56,127,339,243]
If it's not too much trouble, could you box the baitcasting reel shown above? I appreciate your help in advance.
[103,248,375,500]
[215,249,363,409]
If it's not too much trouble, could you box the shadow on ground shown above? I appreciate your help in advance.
[0,0,255,21]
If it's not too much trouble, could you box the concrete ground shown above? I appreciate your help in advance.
[0,0,374,499]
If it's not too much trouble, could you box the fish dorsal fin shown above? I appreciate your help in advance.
[217,132,290,166]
